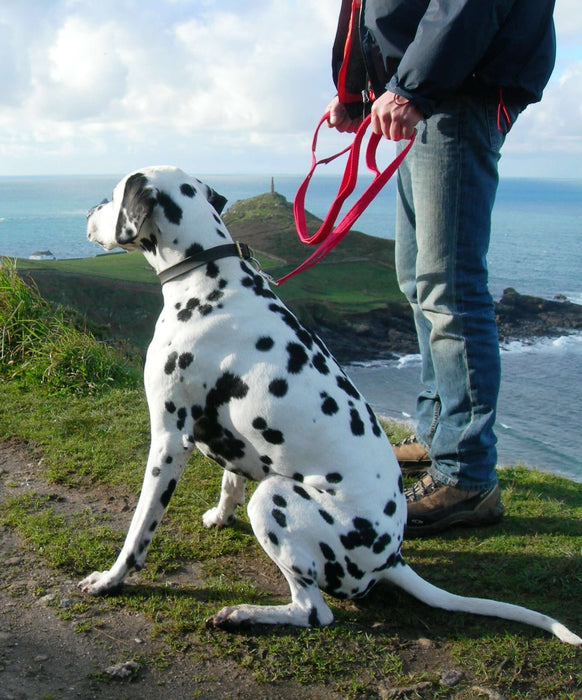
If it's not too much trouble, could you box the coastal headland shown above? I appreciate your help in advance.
[13,191,582,363]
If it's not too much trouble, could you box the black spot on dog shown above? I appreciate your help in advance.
[261,455,273,466]
[366,403,382,437]
[191,373,249,463]
[287,343,308,374]
[152,467,161,477]
[336,375,360,400]
[293,485,311,500]
[207,289,224,303]
[273,494,287,508]
[373,533,392,554]
[345,556,365,579]
[320,393,339,416]
[165,456,173,464]
[272,509,287,528]
[398,475,404,494]
[312,352,329,375]
[176,407,187,430]
[296,328,313,350]
[319,542,336,561]
[350,408,365,436]
[268,531,279,546]
[340,517,378,550]
[319,509,334,525]
[253,417,267,430]
[373,552,405,573]
[160,478,177,508]
[165,401,176,413]
[179,352,194,369]
[326,472,343,484]
[268,303,302,334]
[384,500,397,517]
[269,378,288,398]
[191,405,203,420]
[263,428,284,445]
[292,473,304,482]
[140,233,158,253]
[256,336,275,352]
[199,303,213,316]
[324,561,345,591]
[206,261,219,278]
[215,227,227,239]
[185,243,204,257]
[177,298,200,322]
[126,553,136,570]
[149,520,158,532]
[180,183,196,197]
[308,607,321,626]
[164,352,178,374]
[157,191,183,225]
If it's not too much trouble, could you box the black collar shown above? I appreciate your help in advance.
[158,242,253,285]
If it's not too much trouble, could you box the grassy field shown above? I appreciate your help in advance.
[0,258,580,698]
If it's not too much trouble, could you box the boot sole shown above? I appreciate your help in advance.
[405,504,504,538]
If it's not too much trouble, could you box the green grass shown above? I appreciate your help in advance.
[15,250,158,284]
[0,259,140,392]
[1,374,580,698]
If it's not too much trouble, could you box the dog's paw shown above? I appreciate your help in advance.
[78,571,121,596]
[205,606,251,630]
[202,507,236,529]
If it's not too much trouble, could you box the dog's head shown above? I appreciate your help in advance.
[87,167,228,257]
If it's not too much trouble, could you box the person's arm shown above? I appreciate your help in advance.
[388,0,515,117]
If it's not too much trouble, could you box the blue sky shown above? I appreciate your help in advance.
[1,0,581,178]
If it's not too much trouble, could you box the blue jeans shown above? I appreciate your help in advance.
[395,93,518,490]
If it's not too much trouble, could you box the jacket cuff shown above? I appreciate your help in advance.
[387,76,434,118]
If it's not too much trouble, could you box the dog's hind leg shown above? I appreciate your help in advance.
[79,435,192,595]
[206,476,335,628]
[202,470,246,529]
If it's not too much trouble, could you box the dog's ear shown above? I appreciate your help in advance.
[205,186,227,215]
[116,173,157,244]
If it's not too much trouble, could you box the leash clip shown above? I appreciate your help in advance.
[236,240,278,287]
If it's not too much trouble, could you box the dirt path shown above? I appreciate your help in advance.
[0,439,343,700]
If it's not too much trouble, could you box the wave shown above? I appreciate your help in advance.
[347,353,421,370]
[500,330,582,356]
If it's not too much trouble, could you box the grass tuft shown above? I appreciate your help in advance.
[0,258,140,393]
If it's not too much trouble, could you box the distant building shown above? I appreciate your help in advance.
[29,250,56,260]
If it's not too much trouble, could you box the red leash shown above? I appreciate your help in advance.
[275,113,415,286]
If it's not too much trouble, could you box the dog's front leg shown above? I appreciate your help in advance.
[79,437,190,595]
[202,470,246,528]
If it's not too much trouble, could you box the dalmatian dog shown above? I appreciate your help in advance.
[79,166,580,645]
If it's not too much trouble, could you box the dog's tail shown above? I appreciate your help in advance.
[385,563,581,645]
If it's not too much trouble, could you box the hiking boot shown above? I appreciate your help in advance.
[405,472,504,538]
[393,435,431,472]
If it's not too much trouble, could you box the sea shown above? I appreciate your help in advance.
[1,172,581,483]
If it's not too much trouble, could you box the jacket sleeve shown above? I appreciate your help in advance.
[332,0,367,118]
[388,0,516,117]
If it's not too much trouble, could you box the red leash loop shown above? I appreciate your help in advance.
[276,114,415,285]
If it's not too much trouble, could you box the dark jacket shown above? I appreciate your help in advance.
[332,0,556,118]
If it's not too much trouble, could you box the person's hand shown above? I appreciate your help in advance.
[326,95,362,133]
[370,91,423,140]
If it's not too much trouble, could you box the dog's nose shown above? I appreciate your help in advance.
[87,198,109,220]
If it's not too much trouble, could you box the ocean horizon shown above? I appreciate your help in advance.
[1,173,581,482]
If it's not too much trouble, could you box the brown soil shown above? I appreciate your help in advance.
[0,438,346,700]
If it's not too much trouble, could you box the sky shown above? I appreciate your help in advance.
[1,0,581,178]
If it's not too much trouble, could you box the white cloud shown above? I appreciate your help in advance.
[1,0,582,176]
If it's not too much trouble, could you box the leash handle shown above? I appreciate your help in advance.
[277,114,415,285]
